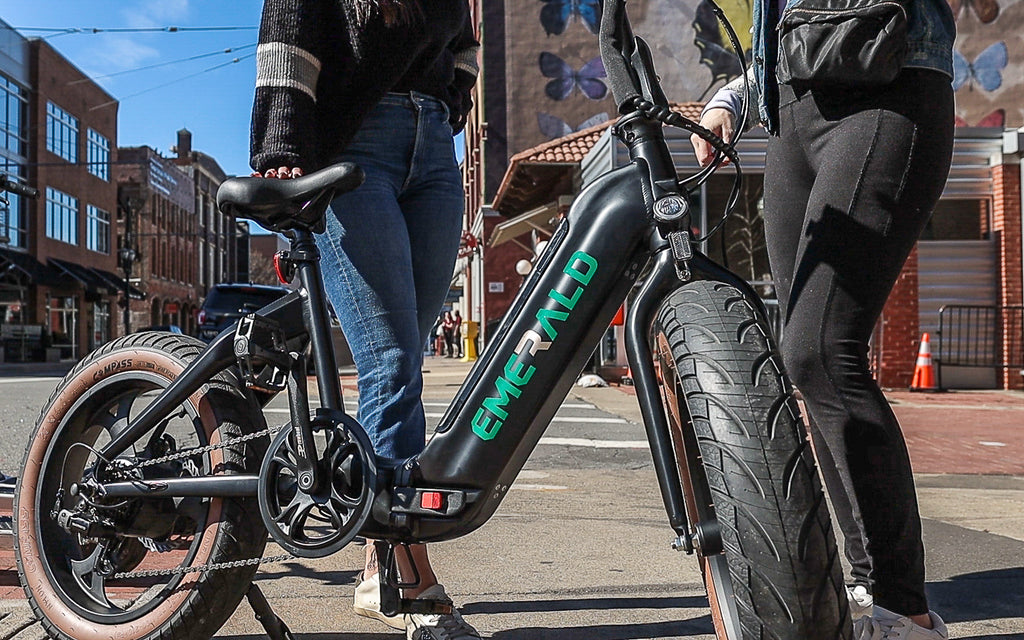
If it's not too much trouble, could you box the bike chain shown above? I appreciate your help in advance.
[109,424,301,580]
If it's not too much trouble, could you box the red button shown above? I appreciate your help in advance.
[421,492,443,510]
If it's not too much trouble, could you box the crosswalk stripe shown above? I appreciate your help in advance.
[538,437,648,449]
[263,409,625,424]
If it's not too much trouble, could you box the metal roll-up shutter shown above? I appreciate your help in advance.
[919,239,999,388]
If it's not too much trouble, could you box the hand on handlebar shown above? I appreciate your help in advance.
[251,166,305,179]
[690,108,736,168]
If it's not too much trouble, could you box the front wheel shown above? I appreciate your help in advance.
[653,281,851,640]
[14,332,269,640]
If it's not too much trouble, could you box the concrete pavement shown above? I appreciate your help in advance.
[2,356,1023,638]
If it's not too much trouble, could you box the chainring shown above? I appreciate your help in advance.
[257,409,377,558]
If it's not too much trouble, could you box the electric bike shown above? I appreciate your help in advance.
[14,1,851,637]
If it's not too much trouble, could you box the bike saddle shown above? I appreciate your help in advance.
[217,162,365,233]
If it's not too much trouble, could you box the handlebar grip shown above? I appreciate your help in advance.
[1,177,39,199]
[599,0,641,112]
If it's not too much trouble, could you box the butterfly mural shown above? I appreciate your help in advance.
[537,112,609,139]
[539,0,602,36]
[948,0,999,23]
[954,109,1006,128]
[952,41,1008,92]
[692,0,752,100]
[539,53,608,101]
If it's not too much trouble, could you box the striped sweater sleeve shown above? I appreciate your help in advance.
[447,11,480,134]
[249,0,328,172]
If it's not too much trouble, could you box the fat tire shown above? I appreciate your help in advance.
[654,281,851,640]
[14,332,269,640]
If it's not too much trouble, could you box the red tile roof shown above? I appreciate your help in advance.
[494,102,706,214]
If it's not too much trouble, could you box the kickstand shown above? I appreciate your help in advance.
[246,583,296,640]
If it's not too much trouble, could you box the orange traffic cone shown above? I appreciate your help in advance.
[621,365,634,386]
[910,333,937,392]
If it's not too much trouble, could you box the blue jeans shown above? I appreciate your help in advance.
[316,92,464,460]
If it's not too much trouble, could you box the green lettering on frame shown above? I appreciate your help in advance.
[504,353,536,386]
[549,285,583,311]
[565,251,598,285]
[535,308,570,340]
[480,376,523,421]
[472,408,502,440]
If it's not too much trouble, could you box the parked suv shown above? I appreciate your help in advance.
[197,283,291,341]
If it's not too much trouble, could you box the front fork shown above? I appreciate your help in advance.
[626,246,770,554]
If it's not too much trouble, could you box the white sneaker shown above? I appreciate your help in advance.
[352,572,405,630]
[405,584,480,640]
[847,585,874,620]
[854,605,948,640]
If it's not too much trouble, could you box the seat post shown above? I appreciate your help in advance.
[290,229,344,410]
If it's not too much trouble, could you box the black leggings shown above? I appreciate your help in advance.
[764,69,954,616]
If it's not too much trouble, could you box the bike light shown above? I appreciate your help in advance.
[421,492,443,510]
[273,254,287,284]
[274,251,296,284]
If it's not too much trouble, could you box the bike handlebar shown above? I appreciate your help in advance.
[599,0,642,112]
[1,175,38,199]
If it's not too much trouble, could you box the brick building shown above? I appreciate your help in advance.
[116,147,198,334]
[171,128,250,299]
[460,0,1024,387]
[491,119,1024,390]
[0,22,121,363]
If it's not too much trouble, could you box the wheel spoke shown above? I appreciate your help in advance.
[70,544,114,608]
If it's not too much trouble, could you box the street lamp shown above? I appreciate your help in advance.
[118,245,137,333]
[118,195,142,334]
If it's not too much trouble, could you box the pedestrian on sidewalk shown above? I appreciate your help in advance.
[452,309,463,358]
[249,0,480,637]
[441,311,456,357]
[690,0,955,637]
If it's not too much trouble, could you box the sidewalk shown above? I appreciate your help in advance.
[2,356,1022,639]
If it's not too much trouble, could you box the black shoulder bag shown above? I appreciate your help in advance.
[776,0,910,89]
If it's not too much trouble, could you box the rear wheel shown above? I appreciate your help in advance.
[653,281,850,640]
[14,332,269,640]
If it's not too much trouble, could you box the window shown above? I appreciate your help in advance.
[920,199,990,241]
[92,301,110,350]
[1,75,28,157]
[46,187,78,245]
[87,129,110,180]
[46,101,78,162]
[86,205,110,254]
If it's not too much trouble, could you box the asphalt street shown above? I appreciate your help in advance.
[1,358,1023,639]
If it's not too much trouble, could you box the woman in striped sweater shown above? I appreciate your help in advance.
[250,1,480,638]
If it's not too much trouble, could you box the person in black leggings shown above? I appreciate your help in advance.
[766,69,954,615]
[693,60,955,640]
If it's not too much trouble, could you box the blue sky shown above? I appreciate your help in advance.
[4,1,265,177]
[4,1,466,179]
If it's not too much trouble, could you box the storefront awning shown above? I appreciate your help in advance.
[89,267,146,300]
[50,259,114,295]
[0,247,65,288]
[489,202,560,248]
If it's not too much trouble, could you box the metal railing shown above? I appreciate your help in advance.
[936,304,1024,387]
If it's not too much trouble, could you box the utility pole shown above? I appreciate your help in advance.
[118,196,139,335]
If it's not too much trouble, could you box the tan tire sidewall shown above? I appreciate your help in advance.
[17,347,227,640]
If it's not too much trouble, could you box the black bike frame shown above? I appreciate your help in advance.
[95,101,765,552]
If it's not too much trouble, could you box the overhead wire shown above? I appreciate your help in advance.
[69,43,257,84]
[16,26,257,34]
[89,52,257,110]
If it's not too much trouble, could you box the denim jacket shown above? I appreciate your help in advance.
[710,0,956,134]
